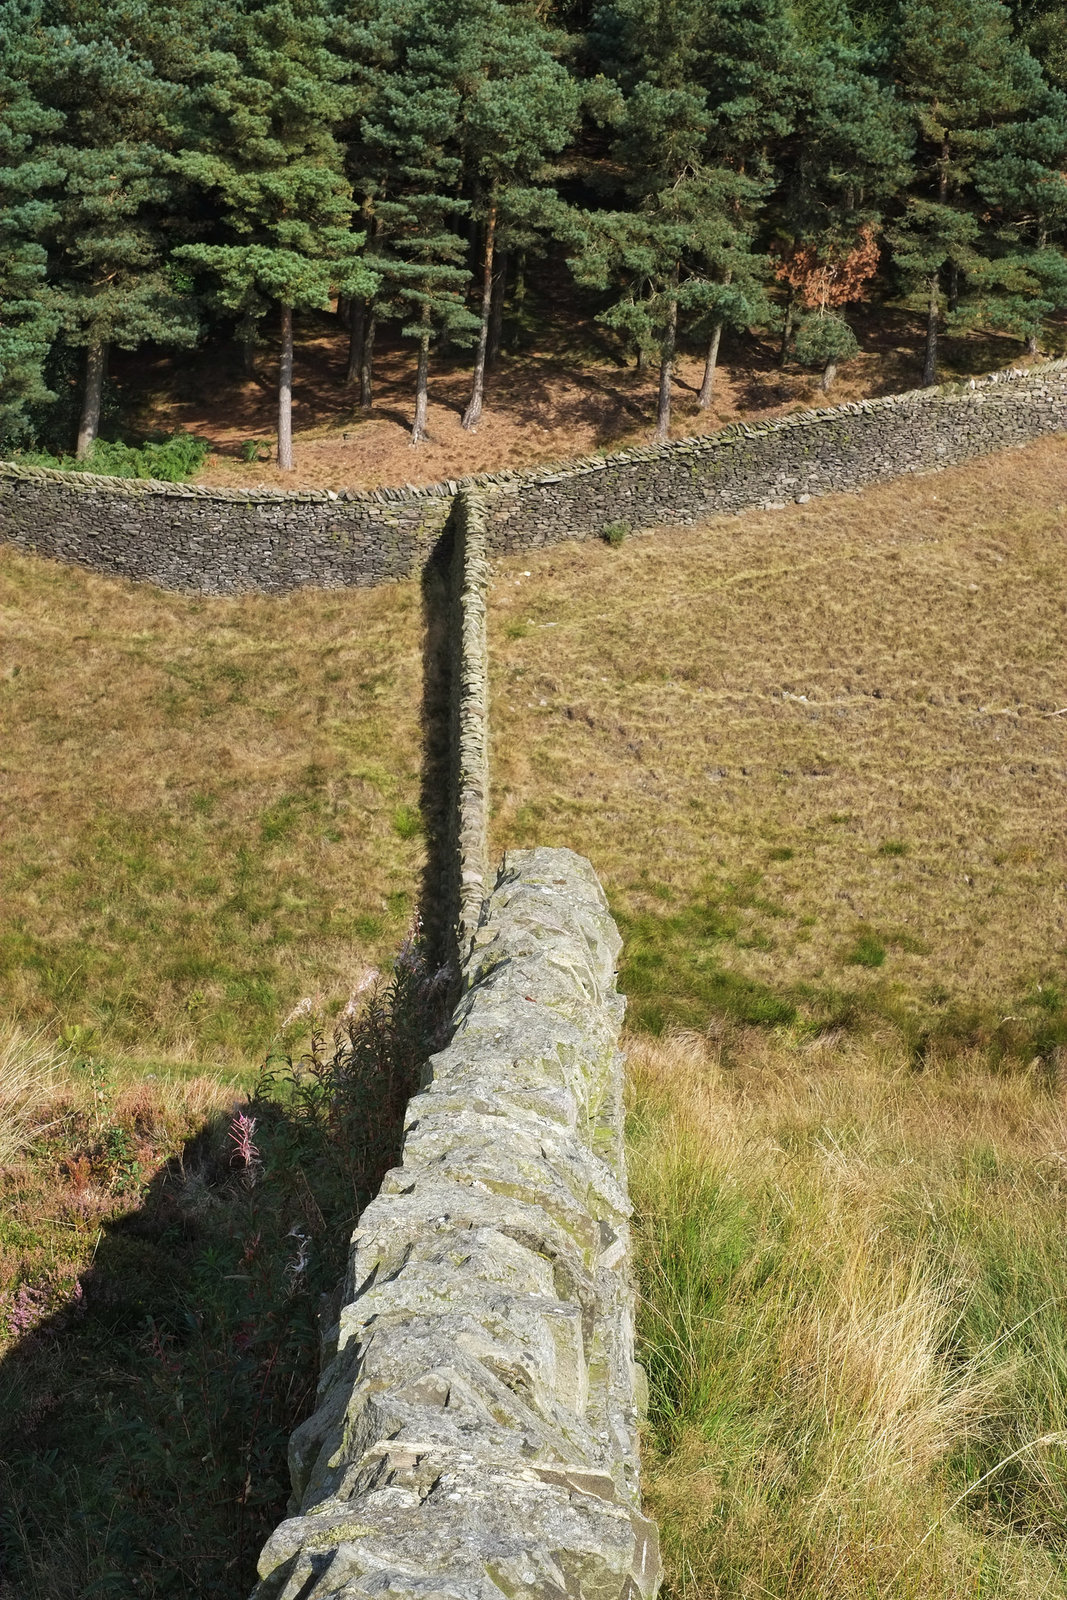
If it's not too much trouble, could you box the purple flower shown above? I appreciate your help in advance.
[228,1110,260,1169]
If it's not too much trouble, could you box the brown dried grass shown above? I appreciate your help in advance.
[489,433,1067,1032]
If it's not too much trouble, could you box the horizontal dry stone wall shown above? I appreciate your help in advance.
[0,464,452,592]
[484,358,1067,553]
[252,847,661,1600]
[2,360,1066,592]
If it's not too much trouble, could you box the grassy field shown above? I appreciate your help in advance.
[0,551,436,1595]
[487,436,1067,1598]
[628,1031,1067,1599]
[0,548,428,1067]
[490,434,1067,1059]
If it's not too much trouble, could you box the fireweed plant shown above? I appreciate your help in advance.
[0,921,452,1600]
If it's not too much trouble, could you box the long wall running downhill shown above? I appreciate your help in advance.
[2,359,1066,592]
[253,848,658,1600]
[250,484,662,1600]
[447,489,491,960]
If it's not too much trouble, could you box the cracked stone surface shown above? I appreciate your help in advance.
[251,848,662,1600]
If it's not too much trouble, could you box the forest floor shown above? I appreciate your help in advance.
[2,441,1067,1595]
[112,297,1061,492]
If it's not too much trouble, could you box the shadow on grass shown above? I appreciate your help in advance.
[0,930,450,1600]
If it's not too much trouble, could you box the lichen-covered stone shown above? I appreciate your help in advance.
[250,848,660,1600]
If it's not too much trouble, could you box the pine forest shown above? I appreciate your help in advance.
[2,0,1067,467]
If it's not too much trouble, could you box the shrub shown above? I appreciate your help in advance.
[15,432,209,483]
[602,520,629,547]
[795,313,859,392]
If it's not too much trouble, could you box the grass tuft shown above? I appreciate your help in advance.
[628,1029,1067,1598]
[0,1023,63,1167]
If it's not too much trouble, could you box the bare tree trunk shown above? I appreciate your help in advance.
[360,308,376,410]
[487,249,507,370]
[1026,330,1039,356]
[346,298,365,387]
[278,303,294,471]
[463,200,497,431]
[411,312,431,445]
[635,343,647,372]
[76,339,108,459]
[655,272,678,442]
[698,322,723,408]
[947,260,959,313]
[778,298,796,368]
[924,144,949,387]
[337,295,351,330]
[241,329,257,378]
[821,358,837,392]
[923,275,939,387]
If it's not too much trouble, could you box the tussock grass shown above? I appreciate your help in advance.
[0,547,425,1065]
[0,1023,63,1167]
[629,1030,1067,1598]
[489,433,1067,1059]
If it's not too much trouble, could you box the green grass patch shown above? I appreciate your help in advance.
[16,431,210,482]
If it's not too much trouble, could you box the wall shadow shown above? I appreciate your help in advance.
[417,515,457,973]
[0,1032,424,1598]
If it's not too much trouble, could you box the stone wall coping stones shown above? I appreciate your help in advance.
[251,847,661,1600]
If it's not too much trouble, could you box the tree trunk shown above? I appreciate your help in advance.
[655,273,678,442]
[346,298,366,388]
[241,330,257,378]
[698,322,723,408]
[947,260,959,314]
[337,295,351,330]
[821,358,837,392]
[487,249,507,370]
[923,275,939,387]
[76,339,108,459]
[778,297,795,368]
[411,314,430,445]
[924,141,949,387]
[635,343,647,372]
[463,200,497,431]
[360,307,376,410]
[278,303,294,471]
[1026,331,1039,356]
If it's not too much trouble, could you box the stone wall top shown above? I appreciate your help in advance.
[252,847,661,1600]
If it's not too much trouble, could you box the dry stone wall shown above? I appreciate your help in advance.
[252,847,661,1600]
[2,360,1066,592]
[448,489,491,959]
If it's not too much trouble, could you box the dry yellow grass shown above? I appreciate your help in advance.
[628,1029,1067,1598]
[0,549,426,1064]
[489,434,1067,1044]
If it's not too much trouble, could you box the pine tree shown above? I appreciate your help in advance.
[971,66,1067,351]
[0,1,63,450]
[351,0,480,444]
[176,0,373,469]
[456,0,579,430]
[41,0,199,456]
[773,4,911,370]
[889,0,1066,383]
[580,0,795,437]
